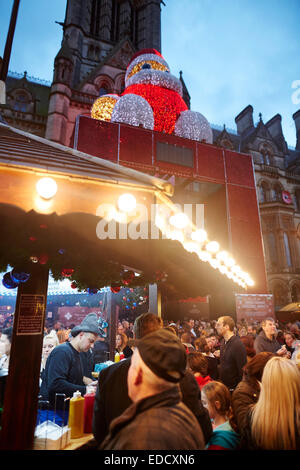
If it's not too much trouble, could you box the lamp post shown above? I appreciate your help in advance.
[0,0,20,104]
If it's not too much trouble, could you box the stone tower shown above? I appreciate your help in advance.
[61,0,162,88]
[45,0,163,144]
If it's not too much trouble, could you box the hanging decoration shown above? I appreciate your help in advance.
[2,272,18,289]
[91,48,213,143]
[10,268,30,284]
[110,285,121,294]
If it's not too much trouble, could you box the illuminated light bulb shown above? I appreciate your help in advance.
[218,265,228,275]
[191,229,207,243]
[225,257,235,268]
[216,251,229,262]
[206,241,220,253]
[183,242,200,254]
[246,279,255,287]
[198,251,212,262]
[169,212,189,229]
[36,177,57,199]
[231,265,242,275]
[118,193,137,212]
[209,258,219,269]
[226,271,233,279]
[155,214,165,230]
[169,230,185,243]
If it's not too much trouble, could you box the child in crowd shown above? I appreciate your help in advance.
[201,381,240,450]
[187,352,212,390]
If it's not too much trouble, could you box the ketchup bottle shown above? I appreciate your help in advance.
[83,391,95,433]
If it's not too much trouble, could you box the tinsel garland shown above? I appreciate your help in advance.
[0,208,154,292]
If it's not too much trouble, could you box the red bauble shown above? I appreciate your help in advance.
[121,270,135,286]
[71,281,77,289]
[110,286,121,294]
[61,268,74,277]
[29,236,37,242]
[39,254,49,265]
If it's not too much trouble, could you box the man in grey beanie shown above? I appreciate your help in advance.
[40,313,100,410]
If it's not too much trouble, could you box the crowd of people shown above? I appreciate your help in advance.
[1,312,300,450]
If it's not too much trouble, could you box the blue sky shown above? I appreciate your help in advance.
[1,0,299,147]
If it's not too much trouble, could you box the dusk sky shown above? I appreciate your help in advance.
[1,0,299,147]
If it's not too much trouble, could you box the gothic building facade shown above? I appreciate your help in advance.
[1,0,300,312]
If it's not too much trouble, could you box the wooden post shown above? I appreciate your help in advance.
[108,291,119,361]
[148,283,162,318]
[0,264,49,450]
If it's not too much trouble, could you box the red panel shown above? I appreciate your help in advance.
[76,116,118,162]
[227,184,267,293]
[227,185,260,223]
[196,143,225,182]
[225,150,255,187]
[119,124,153,165]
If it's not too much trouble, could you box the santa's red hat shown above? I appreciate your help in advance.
[128,49,165,67]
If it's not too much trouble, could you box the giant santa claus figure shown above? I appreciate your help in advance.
[91,48,213,144]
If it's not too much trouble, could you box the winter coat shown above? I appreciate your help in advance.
[231,379,260,432]
[254,330,280,354]
[100,386,205,450]
[195,375,212,390]
[206,421,240,450]
[219,335,247,390]
[93,359,213,446]
[40,342,86,408]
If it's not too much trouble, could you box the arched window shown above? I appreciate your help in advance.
[291,284,300,303]
[268,232,277,269]
[273,283,288,307]
[295,189,300,211]
[283,232,292,267]
[271,184,282,202]
[14,91,29,112]
[99,87,108,97]
[259,181,269,203]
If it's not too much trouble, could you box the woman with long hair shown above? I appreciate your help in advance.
[241,356,300,449]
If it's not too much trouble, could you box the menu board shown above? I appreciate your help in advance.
[235,294,274,323]
[16,294,45,335]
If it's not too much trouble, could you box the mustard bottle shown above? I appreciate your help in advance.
[114,352,120,362]
[68,390,84,439]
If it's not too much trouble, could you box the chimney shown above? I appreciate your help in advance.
[293,109,300,151]
[265,114,288,153]
[235,105,254,135]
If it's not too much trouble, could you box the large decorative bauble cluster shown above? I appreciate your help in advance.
[111,93,154,130]
[175,110,213,143]
[91,94,120,122]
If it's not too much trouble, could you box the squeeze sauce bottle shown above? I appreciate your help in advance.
[68,391,84,439]
[114,352,120,362]
[84,391,96,433]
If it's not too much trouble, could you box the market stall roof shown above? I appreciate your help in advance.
[0,122,241,299]
[0,123,173,196]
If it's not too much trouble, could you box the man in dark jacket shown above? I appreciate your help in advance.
[93,313,212,445]
[100,329,205,450]
[40,313,100,409]
[216,316,247,391]
[254,317,289,356]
